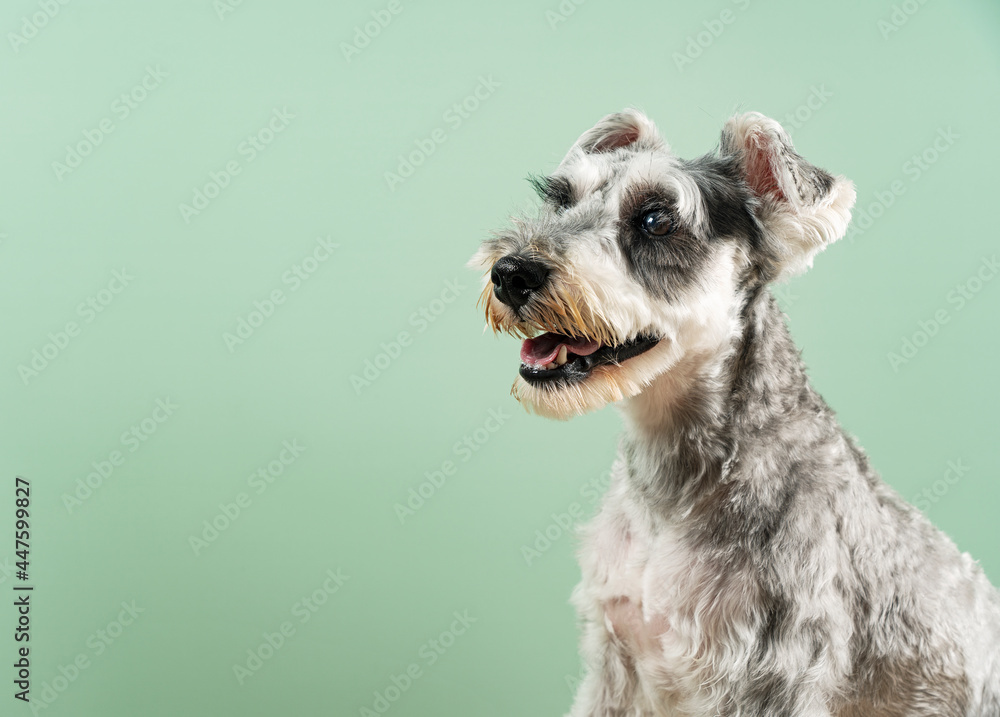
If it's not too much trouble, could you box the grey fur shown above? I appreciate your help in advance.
[472,109,1000,716]
[634,285,998,714]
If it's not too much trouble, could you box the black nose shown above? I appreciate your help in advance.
[491,255,549,309]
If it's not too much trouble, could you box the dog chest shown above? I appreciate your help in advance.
[578,484,691,658]
[577,473,759,688]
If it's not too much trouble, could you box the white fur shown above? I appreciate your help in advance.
[472,110,999,715]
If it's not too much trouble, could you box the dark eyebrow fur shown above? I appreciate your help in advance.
[619,182,678,223]
[681,154,763,247]
[527,174,574,208]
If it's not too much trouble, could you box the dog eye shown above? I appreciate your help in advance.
[639,209,674,237]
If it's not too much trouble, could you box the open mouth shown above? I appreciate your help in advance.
[519,332,660,386]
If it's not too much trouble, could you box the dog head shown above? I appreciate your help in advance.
[470,109,855,419]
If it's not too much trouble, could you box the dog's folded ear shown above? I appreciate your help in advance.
[721,112,856,280]
[576,109,664,154]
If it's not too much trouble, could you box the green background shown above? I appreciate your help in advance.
[1,0,999,715]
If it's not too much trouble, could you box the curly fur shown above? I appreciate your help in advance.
[471,109,1000,716]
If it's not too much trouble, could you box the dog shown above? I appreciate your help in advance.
[469,109,1000,716]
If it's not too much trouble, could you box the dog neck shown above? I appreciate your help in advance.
[618,286,817,514]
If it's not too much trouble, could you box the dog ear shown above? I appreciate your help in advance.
[721,112,855,279]
[577,109,664,154]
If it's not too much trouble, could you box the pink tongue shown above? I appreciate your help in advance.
[520,332,601,366]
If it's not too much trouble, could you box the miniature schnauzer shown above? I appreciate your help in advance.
[470,110,1000,716]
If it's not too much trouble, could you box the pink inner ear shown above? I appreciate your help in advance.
[743,131,786,202]
[590,126,641,153]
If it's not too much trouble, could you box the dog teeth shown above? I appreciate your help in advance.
[541,347,571,372]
